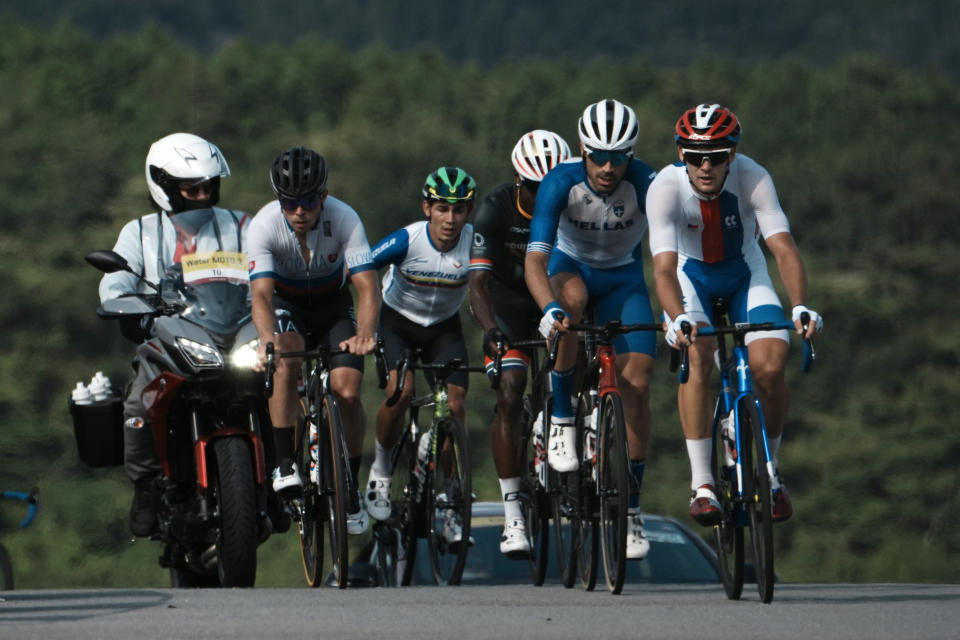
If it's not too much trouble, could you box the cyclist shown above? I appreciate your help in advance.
[365,167,476,548]
[646,103,824,526]
[469,130,572,557]
[99,132,247,536]
[248,146,380,536]
[525,99,658,560]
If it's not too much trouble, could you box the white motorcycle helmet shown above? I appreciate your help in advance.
[577,99,639,152]
[145,132,231,213]
[511,130,572,182]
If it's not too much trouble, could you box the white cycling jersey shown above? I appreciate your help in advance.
[99,207,249,302]
[372,220,473,327]
[527,158,657,269]
[246,198,375,304]
[646,154,790,263]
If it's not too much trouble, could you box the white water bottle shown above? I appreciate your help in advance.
[308,421,319,484]
[413,427,433,500]
[72,382,93,405]
[532,411,546,488]
[88,371,112,401]
[721,411,737,467]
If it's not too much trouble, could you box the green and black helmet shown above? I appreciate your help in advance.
[421,166,477,203]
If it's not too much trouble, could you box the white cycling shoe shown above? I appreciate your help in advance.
[548,422,579,472]
[499,518,531,559]
[365,474,392,521]
[626,511,650,560]
[271,459,303,495]
[347,490,370,535]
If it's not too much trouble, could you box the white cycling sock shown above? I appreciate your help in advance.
[499,477,523,521]
[686,438,714,490]
[768,434,782,470]
[370,440,394,479]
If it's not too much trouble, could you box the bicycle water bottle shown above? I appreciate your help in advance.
[413,427,433,502]
[583,390,599,466]
[721,410,737,466]
[532,410,547,488]
[308,420,319,484]
[71,382,93,405]
[88,371,112,401]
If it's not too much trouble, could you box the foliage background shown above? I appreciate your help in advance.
[0,2,958,587]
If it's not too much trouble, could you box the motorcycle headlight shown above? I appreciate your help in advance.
[229,338,260,370]
[176,337,224,369]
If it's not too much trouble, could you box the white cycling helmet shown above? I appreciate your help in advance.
[511,130,572,182]
[145,132,231,212]
[577,99,639,152]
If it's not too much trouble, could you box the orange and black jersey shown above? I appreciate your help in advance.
[468,182,532,293]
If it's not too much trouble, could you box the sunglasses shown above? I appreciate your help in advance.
[279,194,321,212]
[179,180,214,198]
[681,148,732,166]
[585,148,632,167]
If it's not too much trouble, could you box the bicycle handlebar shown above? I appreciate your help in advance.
[385,353,487,408]
[686,314,816,374]
[263,338,390,399]
[1,488,39,529]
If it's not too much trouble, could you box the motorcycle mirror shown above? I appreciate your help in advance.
[85,249,133,274]
[85,249,161,294]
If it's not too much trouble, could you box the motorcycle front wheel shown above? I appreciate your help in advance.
[212,437,258,587]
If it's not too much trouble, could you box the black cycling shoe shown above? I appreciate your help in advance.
[129,476,158,537]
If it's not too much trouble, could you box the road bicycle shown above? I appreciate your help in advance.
[550,320,662,595]
[372,350,485,586]
[264,341,386,589]
[1,488,39,590]
[684,299,815,603]
[492,333,560,586]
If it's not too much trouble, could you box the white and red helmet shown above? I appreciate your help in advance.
[511,130,572,182]
[674,104,742,147]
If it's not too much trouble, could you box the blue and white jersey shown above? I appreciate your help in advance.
[372,220,473,327]
[246,197,375,305]
[527,158,657,269]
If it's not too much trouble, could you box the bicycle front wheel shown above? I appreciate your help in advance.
[426,416,472,585]
[743,399,775,603]
[711,410,744,600]
[597,392,629,595]
[523,394,550,586]
[320,394,349,589]
[296,401,324,587]
[390,425,420,586]
[575,392,598,592]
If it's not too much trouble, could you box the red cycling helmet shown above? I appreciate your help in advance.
[674,104,742,147]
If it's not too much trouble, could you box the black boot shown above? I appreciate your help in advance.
[129,476,158,536]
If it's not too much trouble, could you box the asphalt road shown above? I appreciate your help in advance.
[3,583,959,640]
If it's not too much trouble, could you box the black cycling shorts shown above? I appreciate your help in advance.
[379,303,469,389]
[273,288,363,372]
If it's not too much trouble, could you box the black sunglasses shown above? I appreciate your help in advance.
[279,193,321,212]
[179,180,214,198]
[681,148,732,166]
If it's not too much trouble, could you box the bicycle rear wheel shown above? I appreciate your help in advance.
[390,425,420,586]
[320,394,349,589]
[523,394,550,586]
[598,392,629,594]
[426,416,472,585]
[711,410,744,600]
[743,400,775,603]
[295,402,324,587]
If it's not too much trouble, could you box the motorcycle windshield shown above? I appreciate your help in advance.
[178,251,251,335]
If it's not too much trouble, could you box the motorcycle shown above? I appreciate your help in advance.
[83,248,271,587]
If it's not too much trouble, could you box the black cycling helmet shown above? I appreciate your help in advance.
[270,146,328,198]
[421,166,477,203]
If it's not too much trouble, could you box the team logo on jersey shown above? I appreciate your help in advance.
[328,252,339,263]
[248,259,255,271]
[323,221,332,236]
[724,215,739,229]
[473,232,486,247]
[613,200,625,218]
[583,194,593,205]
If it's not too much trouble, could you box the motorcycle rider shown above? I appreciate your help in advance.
[99,132,249,537]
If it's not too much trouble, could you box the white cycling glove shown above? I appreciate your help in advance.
[665,312,693,348]
[539,302,568,339]
[791,305,824,333]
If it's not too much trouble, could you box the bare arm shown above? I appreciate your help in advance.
[524,251,555,312]
[251,277,277,371]
[764,231,817,337]
[468,270,497,333]
[342,268,380,355]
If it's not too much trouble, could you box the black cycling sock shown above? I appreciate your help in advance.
[349,456,361,487]
[273,427,295,462]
